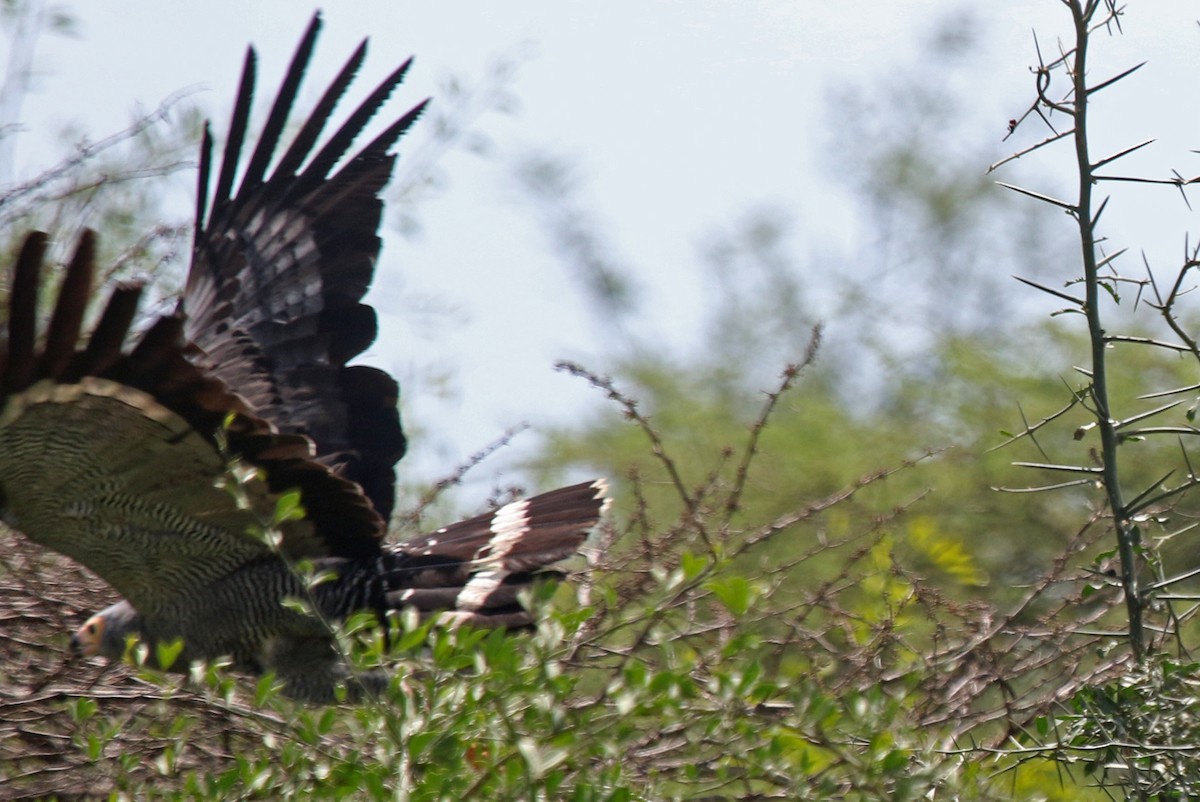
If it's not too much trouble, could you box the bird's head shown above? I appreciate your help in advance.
[69,601,141,659]
[69,614,105,656]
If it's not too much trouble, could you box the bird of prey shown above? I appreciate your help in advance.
[0,15,608,702]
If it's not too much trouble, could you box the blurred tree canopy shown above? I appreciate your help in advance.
[525,14,1145,604]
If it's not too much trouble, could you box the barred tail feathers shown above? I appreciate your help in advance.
[382,479,609,626]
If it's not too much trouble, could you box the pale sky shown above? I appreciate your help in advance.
[9,2,1200,503]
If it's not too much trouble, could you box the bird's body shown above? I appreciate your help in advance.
[0,15,608,702]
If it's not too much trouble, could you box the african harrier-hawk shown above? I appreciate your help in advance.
[0,14,607,702]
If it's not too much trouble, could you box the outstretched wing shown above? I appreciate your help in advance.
[183,13,423,527]
[0,233,379,617]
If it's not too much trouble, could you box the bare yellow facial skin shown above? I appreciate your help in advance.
[70,615,104,656]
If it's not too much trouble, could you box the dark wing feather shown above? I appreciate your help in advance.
[273,39,367,180]
[292,57,416,197]
[68,281,143,381]
[38,230,94,379]
[193,123,214,248]
[3,232,47,393]
[184,12,425,530]
[212,48,257,211]
[238,15,321,196]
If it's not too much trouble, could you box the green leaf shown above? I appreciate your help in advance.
[68,697,98,723]
[705,576,756,617]
[254,674,279,706]
[679,549,709,580]
[274,489,307,523]
[280,596,313,616]
[155,637,185,671]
